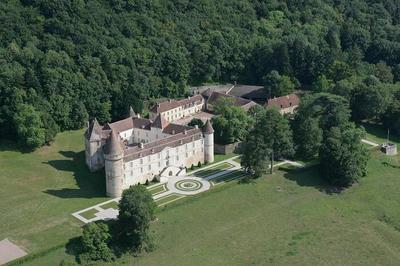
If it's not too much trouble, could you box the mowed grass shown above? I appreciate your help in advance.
[99,201,119,210]
[0,129,108,255]
[79,209,98,220]
[148,184,167,195]
[3,129,400,265]
[193,162,233,177]
[20,147,400,265]
[211,169,249,184]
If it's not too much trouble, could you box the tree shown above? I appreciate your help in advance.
[241,108,294,176]
[319,123,370,187]
[294,117,323,160]
[293,93,351,159]
[80,221,115,262]
[350,77,391,121]
[117,185,156,252]
[13,104,46,149]
[382,88,400,135]
[188,118,204,128]
[212,97,252,144]
[263,70,295,98]
[311,75,333,93]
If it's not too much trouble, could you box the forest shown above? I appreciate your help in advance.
[1,0,400,148]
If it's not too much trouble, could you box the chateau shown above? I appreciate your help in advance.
[85,111,214,197]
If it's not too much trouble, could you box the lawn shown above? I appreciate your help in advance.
[4,129,400,265]
[193,162,233,177]
[0,129,109,257]
[187,154,238,173]
[360,122,400,145]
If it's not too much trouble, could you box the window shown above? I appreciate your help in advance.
[130,162,133,167]
[186,153,188,158]
[158,162,161,167]
[140,168,143,173]
[176,155,179,161]
[130,170,133,176]
[140,159,143,164]
[148,165,151,170]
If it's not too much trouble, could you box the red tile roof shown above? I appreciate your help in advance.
[266,94,300,109]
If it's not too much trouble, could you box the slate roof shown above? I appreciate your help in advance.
[103,130,123,155]
[227,85,266,100]
[202,119,214,134]
[152,114,169,129]
[207,91,258,111]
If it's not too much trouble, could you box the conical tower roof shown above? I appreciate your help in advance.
[87,118,102,141]
[152,114,169,129]
[203,119,214,134]
[104,130,123,155]
[129,106,136,117]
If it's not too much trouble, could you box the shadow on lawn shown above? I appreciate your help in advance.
[43,151,106,199]
[281,165,344,194]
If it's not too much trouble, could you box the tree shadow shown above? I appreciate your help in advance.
[0,139,36,153]
[43,151,106,199]
[280,165,344,195]
[382,161,400,169]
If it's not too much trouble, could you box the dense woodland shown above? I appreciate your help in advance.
[1,0,400,148]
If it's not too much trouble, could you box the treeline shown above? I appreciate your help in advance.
[1,0,400,148]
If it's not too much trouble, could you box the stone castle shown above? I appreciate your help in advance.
[85,109,214,198]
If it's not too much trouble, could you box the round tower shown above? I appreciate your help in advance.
[203,120,214,163]
[104,129,124,198]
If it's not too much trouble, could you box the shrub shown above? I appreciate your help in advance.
[80,221,115,262]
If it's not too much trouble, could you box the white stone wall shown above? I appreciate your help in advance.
[204,132,214,163]
[160,102,204,123]
[105,153,124,198]
[121,138,205,187]
[119,127,169,144]
[85,138,104,172]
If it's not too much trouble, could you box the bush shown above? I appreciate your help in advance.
[80,221,115,262]
[117,185,156,252]
[190,164,195,170]
[197,161,202,167]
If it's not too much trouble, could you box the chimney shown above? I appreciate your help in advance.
[183,129,187,135]
[194,125,198,129]
[157,103,160,107]
[141,125,145,129]
[172,130,175,135]
[188,96,190,99]
[168,99,172,102]
[139,143,144,149]
[151,148,154,153]
[137,113,141,118]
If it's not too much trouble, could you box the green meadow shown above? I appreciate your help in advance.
[1,128,399,265]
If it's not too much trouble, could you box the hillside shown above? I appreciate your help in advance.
[1,0,400,148]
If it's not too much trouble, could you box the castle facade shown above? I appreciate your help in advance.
[85,113,214,198]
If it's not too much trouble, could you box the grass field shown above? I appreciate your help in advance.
[0,130,108,257]
[2,128,400,265]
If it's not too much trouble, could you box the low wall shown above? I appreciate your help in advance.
[214,141,243,155]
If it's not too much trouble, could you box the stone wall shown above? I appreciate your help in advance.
[214,141,243,155]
